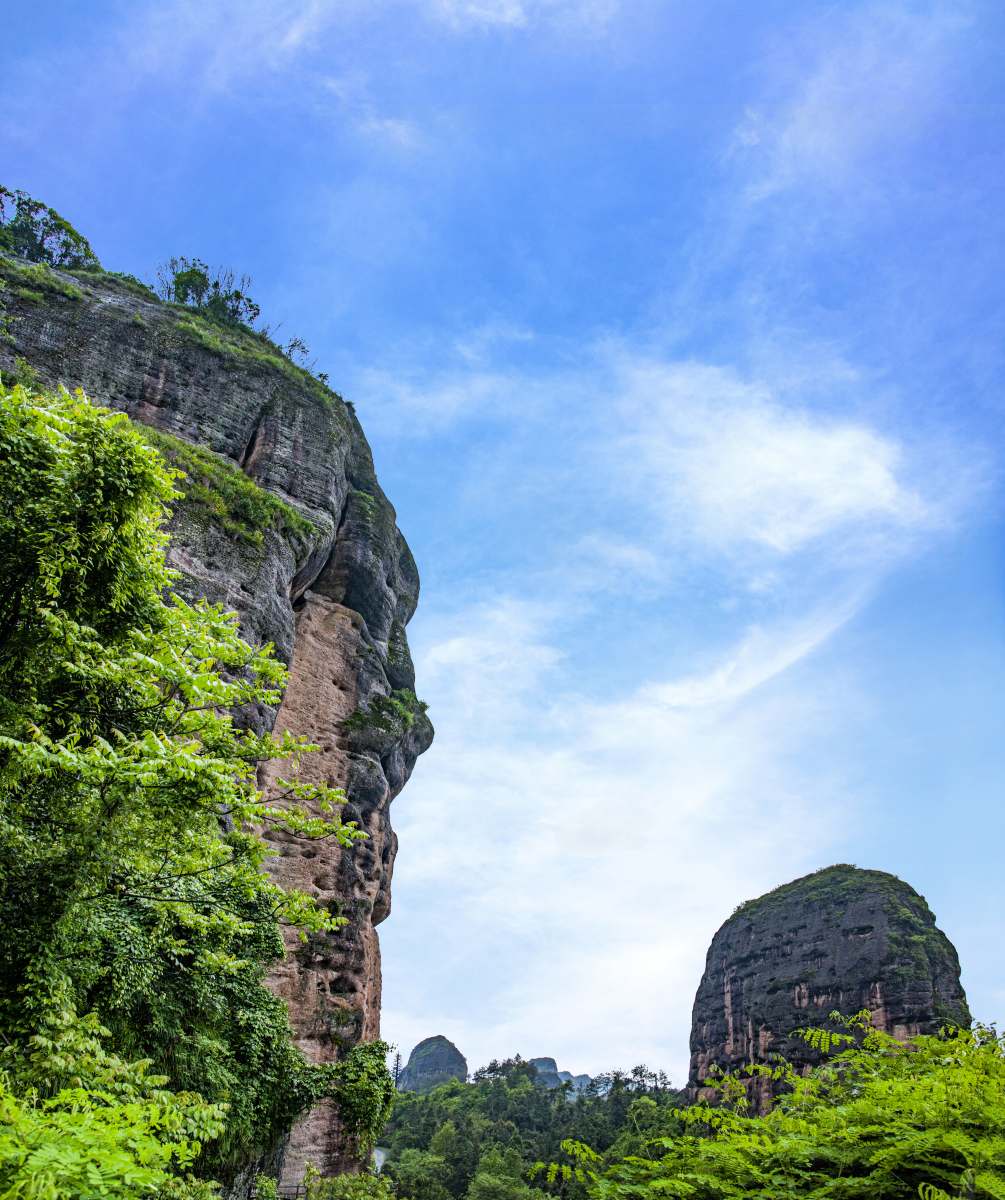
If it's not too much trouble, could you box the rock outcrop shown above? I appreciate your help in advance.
[1,255,433,1179]
[529,1058,563,1088]
[397,1037,468,1093]
[687,864,970,1113]
[528,1058,590,1092]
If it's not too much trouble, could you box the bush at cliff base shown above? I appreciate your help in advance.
[0,1011,224,1200]
[539,1015,1005,1200]
[0,381,395,1187]
[257,1160,397,1200]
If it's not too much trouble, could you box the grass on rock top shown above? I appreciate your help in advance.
[0,254,83,301]
[730,864,926,920]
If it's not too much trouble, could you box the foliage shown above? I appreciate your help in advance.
[467,1147,534,1200]
[383,1059,681,1200]
[0,1009,224,1200]
[0,255,84,302]
[331,1042,400,1156]
[386,1150,451,1200]
[130,422,316,549]
[540,1014,1005,1200]
[155,258,260,327]
[343,691,430,737]
[0,381,391,1181]
[0,188,100,269]
[302,1160,398,1200]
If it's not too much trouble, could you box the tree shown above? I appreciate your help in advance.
[0,381,395,1185]
[466,1147,534,1200]
[0,1009,226,1200]
[155,257,261,326]
[540,1014,1005,1200]
[383,1057,683,1200]
[0,187,100,269]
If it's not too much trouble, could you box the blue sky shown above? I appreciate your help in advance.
[5,0,1005,1085]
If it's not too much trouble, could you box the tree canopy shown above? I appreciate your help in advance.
[382,1057,683,1200]
[0,187,100,269]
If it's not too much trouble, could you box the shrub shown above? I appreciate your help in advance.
[303,1161,398,1200]
[155,256,261,327]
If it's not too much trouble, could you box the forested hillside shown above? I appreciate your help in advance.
[382,1058,683,1200]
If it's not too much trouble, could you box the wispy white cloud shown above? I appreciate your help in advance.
[428,0,529,27]
[424,0,617,32]
[383,589,852,1080]
[614,359,927,554]
[375,336,964,1077]
[729,4,972,202]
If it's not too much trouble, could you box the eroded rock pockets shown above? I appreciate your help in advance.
[686,864,970,1113]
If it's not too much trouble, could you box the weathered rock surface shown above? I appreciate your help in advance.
[397,1037,468,1094]
[687,864,970,1113]
[1,256,434,1177]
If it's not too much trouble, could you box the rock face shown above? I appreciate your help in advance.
[687,865,970,1113]
[529,1059,591,1092]
[529,1058,562,1088]
[1,256,433,1178]
[397,1037,468,1093]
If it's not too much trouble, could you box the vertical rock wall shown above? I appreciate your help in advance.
[687,865,970,1113]
[1,256,433,1177]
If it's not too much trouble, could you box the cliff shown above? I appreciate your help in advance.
[397,1036,468,1093]
[687,864,970,1113]
[0,253,433,1179]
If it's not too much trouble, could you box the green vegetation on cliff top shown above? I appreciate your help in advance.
[0,184,345,409]
[732,862,932,919]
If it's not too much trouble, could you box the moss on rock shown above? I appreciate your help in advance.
[133,422,315,549]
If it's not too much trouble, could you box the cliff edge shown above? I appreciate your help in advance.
[0,253,433,1179]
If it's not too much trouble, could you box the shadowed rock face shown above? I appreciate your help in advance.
[2,257,434,1179]
[529,1057,562,1088]
[687,865,970,1113]
[397,1037,468,1094]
